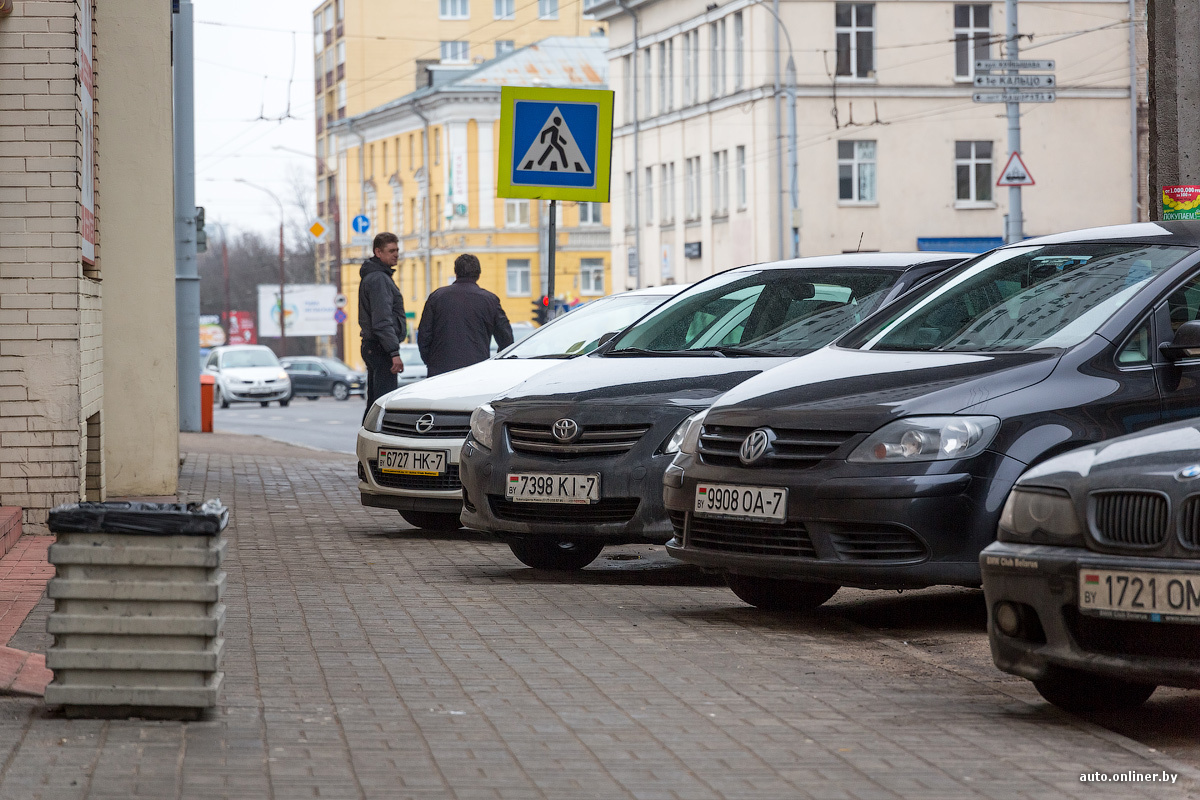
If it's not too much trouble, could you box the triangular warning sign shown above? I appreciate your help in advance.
[996,152,1035,186]
[516,107,592,174]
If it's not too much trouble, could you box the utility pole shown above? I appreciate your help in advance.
[1005,0,1024,243]
[173,0,200,432]
[617,1,641,288]
[1148,0,1200,219]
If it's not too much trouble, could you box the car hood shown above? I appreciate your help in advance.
[705,346,1060,432]
[1017,418,1200,488]
[491,353,793,410]
[219,366,286,381]
[379,358,560,412]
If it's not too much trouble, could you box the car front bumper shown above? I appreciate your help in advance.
[663,449,1027,589]
[981,541,1200,690]
[222,382,290,402]
[356,429,464,515]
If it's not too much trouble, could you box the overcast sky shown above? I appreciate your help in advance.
[194,0,319,244]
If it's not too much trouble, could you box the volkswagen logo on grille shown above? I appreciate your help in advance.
[414,414,436,434]
[1178,464,1200,481]
[552,418,581,443]
[739,428,776,466]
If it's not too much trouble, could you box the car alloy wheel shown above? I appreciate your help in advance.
[507,537,605,570]
[723,572,839,612]
[1032,666,1157,713]
[332,381,350,401]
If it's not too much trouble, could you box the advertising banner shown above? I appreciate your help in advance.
[257,284,337,337]
[227,311,256,344]
[1162,186,1200,221]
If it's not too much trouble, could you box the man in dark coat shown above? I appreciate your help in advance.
[417,253,514,377]
[358,232,406,418]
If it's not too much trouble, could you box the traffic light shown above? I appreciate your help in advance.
[194,206,207,253]
[532,295,550,325]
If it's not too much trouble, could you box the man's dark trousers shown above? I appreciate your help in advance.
[361,339,397,421]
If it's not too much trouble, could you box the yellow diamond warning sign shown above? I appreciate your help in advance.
[308,218,327,240]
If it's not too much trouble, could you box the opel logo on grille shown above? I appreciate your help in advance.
[739,428,775,466]
[552,418,581,443]
[1178,464,1200,481]
[415,414,436,434]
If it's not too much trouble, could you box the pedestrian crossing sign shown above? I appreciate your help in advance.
[496,86,613,202]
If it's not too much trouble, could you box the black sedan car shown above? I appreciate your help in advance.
[982,418,1200,713]
[280,356,366,401]
[663,221,1200,611]
[459,252,969,570]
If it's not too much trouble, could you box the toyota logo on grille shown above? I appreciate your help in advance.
[552,418,581,443]
[415,414,436,434]
[739,428,775,466]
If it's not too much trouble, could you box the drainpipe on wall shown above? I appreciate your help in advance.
[1128,0,1139,222]
[617,0,641,289]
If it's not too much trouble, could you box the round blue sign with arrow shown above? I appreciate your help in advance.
[351,214,370,234]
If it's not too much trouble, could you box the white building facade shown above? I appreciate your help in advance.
[592,0,1141,287]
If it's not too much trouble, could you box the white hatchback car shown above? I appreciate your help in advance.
[358,285,686,530]
[204,344,292,408]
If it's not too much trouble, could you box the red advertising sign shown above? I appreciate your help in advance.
[227,311,257,345]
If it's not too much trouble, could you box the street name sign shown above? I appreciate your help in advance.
[973,92,1056,104]
[997,152,1035,187]
[350,234,371,247]
[496,86,614,202]
[975,59,1055,72]
[974,74,1055,89]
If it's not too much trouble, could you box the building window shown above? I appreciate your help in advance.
[643,47,654,118]
[712,150,728,216]
[507,259,532,296]
[661,162,675,224]
[440,0,468,19]
[835,3,874,79]
[580,259,605,295]
[313,15,323,53]
[538,0,558,20]
[440,41,470,63]
[955,5,991,79]
[433,128,441,164]
[645,166,654,225]
[336,0,344,20]
[736,145,747,209]
[658,39,674,113]
[838,140,877,202]
[337,41,346,66]
[623,55,634,124]
[733,12,744,91]
[337,81,346,110]
[323,5,333,32]
[956,140,993,202]
[683,30,700,105]
[624,172,635,230]
[579,202,602,225]
[505,199,530,227]
[685,156,701,221]
[495,40,515,58]
[710,18,725,99]
[494,0,514,19]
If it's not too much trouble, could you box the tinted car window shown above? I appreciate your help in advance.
[503,294,677,358]
[1167,273,1200,332]
[610,269,896,356]
[843,244,1192,353]
[220,349,280,368]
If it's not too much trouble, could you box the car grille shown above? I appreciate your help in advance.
[828,524,927,562]
[1181,496,1200,549]
[679,511,816,558]
[369,460,462,491]
[381,411,471,438]
[487,495,639,524]
[1064,607,1200,661]
[506,423,651,457]
[1090,491,1169,547]
[697,425,858,468]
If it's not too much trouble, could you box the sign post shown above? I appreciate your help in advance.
[496,86,614,321]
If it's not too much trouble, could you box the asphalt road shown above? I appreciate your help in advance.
[213,393,367,454]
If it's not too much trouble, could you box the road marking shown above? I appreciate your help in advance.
[326,420,344,425]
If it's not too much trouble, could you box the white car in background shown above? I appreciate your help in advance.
[358,285,687,530]
[204,344,292,408]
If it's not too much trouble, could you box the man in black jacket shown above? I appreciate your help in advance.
[358,232,406,418]
[418,253,514,377]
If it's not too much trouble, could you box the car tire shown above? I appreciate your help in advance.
[216,387,230,409]
[279,398,290,407]
[307,396,319,401]
[723,572,839,612]
[398,511,462,531]
[260,401,270,408]
[331,381,351,401]
[507,537,604,570]
[1032,666,1157,713]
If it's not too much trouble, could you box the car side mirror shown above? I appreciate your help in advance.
[598,331,619,348]
[1160,320,1200,361]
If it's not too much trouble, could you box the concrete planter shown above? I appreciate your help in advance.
[44,501,228,718]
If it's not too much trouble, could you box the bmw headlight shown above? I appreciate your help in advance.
[848,416,999,463]
[363,402,385,433]
[664,410,707,455]
[998,486,1083,543]
[469,403,496,450]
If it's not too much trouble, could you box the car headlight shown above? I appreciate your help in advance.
[469,403,496,450]
[363,402,385,433]
[998,486,1083,543]
[848,416,1000,463]
[276,371,289,381]
[663,410,707,455]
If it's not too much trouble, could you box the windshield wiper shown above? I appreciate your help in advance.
[605,347,716,357]
[688,345,780,357]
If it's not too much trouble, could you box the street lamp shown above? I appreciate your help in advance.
[235,178,288,357]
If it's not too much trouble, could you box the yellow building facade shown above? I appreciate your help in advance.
[330,37,613,367]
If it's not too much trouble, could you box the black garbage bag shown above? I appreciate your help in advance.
[47,500,229,535]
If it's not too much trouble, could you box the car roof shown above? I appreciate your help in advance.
[617,283,692,297]
[729,251,974,273]
[1009,220,1200,249]
[213,344,272,352]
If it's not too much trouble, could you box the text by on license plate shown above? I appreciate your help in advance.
[378,448,446,476]
[506,473,599,504]
[694,483,787,522]
[1079,568,1200,623]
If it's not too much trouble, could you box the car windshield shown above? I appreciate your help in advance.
[220,349,279,368]
[502,293,678,358]
[841,244,1193,353]
[398,345,424,365]
[607,268,898,357]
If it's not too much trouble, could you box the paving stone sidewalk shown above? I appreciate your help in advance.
[0,435,1196,799]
